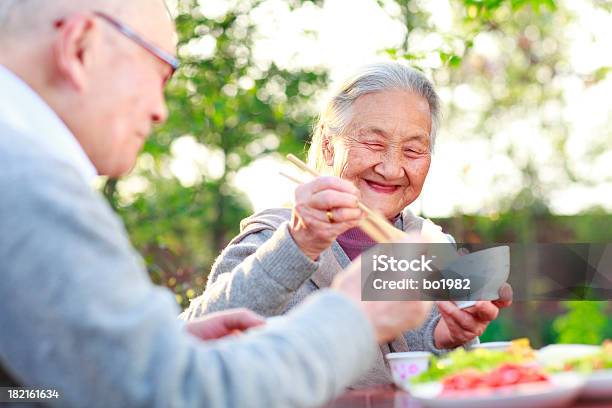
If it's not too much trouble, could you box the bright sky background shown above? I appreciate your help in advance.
[164,0,612,218]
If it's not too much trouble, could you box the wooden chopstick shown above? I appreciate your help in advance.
[278,170,305,185]
[360,217,392,243]
[283,155,406,243]
[359,206,405,241]
[286,154,319,178]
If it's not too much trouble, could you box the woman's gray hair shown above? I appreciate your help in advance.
[307,62,440,170]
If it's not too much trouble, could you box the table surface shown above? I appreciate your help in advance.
[326,385,612,408]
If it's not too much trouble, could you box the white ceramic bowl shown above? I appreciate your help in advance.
[386,351,432,387]
[443,246,510,301]
[409,372,584,408]
[537,344,611,399]
[471,341,512,351]
[536,344,600,366]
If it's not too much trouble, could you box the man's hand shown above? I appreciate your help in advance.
[185,308,266,341]
[331,257,432,344]
[434,283,513,349]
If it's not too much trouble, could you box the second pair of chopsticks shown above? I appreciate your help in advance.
[280,154,406,243]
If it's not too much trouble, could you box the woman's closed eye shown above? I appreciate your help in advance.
[403,147,428,158]
[361,141,385,150]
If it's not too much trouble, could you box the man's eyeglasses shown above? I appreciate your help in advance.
[93,11,180,78]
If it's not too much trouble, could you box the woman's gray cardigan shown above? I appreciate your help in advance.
[181,207,476,387]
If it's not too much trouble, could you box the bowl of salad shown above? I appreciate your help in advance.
[407,339,584,408]
[540,340,612,399]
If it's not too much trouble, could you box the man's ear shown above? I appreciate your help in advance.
[52,14,97,92]
[321,127,335,166]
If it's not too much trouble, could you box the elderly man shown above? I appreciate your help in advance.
[0,1,432,407]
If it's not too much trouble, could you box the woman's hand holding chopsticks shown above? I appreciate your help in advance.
[289,176,365,260]
[282,154,407,243]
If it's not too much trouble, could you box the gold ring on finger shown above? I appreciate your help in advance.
[326,209,335,223]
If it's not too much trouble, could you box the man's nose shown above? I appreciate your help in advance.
[151,90,169,124]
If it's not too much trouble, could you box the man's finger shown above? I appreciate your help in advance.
[223,309,266,331]
[457,247,470,256]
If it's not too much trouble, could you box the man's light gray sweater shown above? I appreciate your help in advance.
[0,124,378,408]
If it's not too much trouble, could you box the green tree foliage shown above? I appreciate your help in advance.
[384,0,610,214]
[105,0,328,307]
[105,0,610,334]
[553,301,609,344]
[381,0,611,345]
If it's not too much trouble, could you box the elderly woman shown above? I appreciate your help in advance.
[181,62,510,386]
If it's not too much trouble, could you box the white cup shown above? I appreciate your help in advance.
[385,351,432,387]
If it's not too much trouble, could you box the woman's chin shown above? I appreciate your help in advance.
[360,195,399,219]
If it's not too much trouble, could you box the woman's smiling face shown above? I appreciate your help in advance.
[323,90,432,219]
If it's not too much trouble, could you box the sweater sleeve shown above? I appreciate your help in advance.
[403,303,479,356]
[180,222,319,319]
[0,157,378,408]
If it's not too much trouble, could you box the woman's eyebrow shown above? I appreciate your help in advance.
[360,126,428,143]
[359,126,388,138]
[403,133,429,143]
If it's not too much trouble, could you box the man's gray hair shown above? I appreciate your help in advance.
[0,0,31,34]
[0,0,153,39]
[307,62,441,170]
